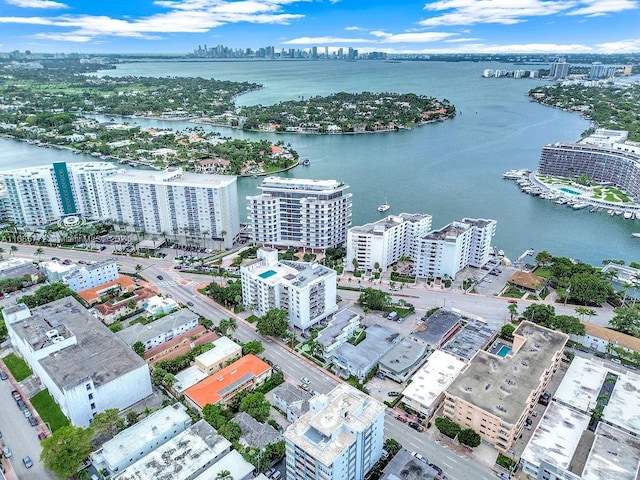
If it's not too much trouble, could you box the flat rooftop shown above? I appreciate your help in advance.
[244,257,334,289]
[116,309,199,346]
[402,350,466,409]
[378,338,428,375]
[106,167,236,188]
[117,420,230,480]
[349,213,431,235]
[334,324,400,371]
[411,309,461,347]
[285,384,385,466]
[317,308,360,348]
[13,297,147,389]
[582,422,640,480]
[441,320,497,360]
[423,221,470,241]
[446,321,568,425]
[520,401,590,472]
[95,404,191,469]
[191,450,254,480]
[195,336,241,366]
[173,365,207,393]
[380,448,439,480]
[259,176,345,192]
[554,357,608,413]
[603,369,640,434]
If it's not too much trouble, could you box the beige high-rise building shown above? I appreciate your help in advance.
[443,321,568,452]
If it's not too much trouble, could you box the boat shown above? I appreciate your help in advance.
[624,211,633,219]
[572,202,588,210]
[632,233,640,238]
[301,158,310,166]
[378,202,390,212]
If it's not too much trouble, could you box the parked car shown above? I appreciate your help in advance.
[3,447,11,458]
[411,451,427,463]
[0,371,7,380]
[387,391,401,397]
[23,456,33,468]
[428,463,443,475]
[299,383,309,391]
[62,259,72,265]
[17,399,27,410]
[156,275,164,280]
[408,422,424,432]
[187,301,195,307]
[29,416,38,427]
[301,376,310,384]
[11,390,21,401]
[38,432,48,441]
[24,409,32,419]
[387,311,399,320]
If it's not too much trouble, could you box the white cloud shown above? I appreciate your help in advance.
[566,0,638,15]
[596,38,640,52]
[6,0,68,9]
[443,37,483,43]
[345,26,363,30]
[369,30,457,42]
[283,35,375,44]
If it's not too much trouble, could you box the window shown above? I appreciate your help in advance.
[90,403,96,410]
[88,393,94,400]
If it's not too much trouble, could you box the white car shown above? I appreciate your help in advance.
[3,447,11,458]
[301,376,310,384]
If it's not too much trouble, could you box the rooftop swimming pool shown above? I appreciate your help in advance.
[259,270,277,279]
[559,187,581,196]
[497,345,512,358]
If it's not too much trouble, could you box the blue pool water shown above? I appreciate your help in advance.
[559,187,581,195]
[259,270,277,279]
[497,345,512,358]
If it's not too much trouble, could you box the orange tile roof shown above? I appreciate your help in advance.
[94,286,156,315]
[185,354,271,408]
[77,275,136,303]
[582,321,640,352]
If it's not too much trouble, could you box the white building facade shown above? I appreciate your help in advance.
[241,248,337,330]
[247,177,352,250]
[106,167,239,249]
[284,384,385,480]
[345,213,432,272]
[414,218,496,279]
[4,298,152,427]
[0,162,118,226]
[63,260,119,292]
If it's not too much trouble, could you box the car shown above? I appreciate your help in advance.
[62,259,72,265]
[408,422,424,432]
[299,383,309,391]
[390,286,399,291]
[495,473,510,480]
[24,409,32,418]
[100,246,107,251]
[29,416,38,427]
[428,463,443,475]
[272,364,281,372]
[301,376,310,384]
[395,415,408,423]
[3,446,11,458]
[156,275,164,280]
[271,471,282,480]
[0,371,7,380]
[11,390,22,401]
[23,455,33,468]
[264,358,273,366]
[411,451,427,463]
[187,301,195,307]
[51,256,60,261]
[78,260,87,264]
[17,399,27,410]
[508,299,518,304]
[38,432,48,441]
[387,391,401,397]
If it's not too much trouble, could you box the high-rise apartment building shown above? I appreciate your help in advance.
[550,59,569,79]
[345,213,432,273]
[240,248,337,330]
[106,167,239,248]
[0,162,117,226]
[284,384,385,480]
[246,176,352,251]
[413,218,496,279]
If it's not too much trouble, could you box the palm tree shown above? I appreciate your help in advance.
[508,303,518,322]
[215,470,233,480]
[10,245,18,256]
[34,247,44,263]
[0,247,4,259]
[135,264,143,276]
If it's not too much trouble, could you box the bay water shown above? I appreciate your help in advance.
[1,60,638,265]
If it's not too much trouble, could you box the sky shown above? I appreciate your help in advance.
[1,0,640,55]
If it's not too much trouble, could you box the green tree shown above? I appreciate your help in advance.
[256,308,289,338]
[535,250,553,267]
[132,341,145,357]
[40,425,93,479]
[135,264,143,275]
[546,315,585,336]
[507,303,518,322]
[34,247,45,263]
[202,404,228,430]
[215,470,233,480]
[19,282,83,308]
[500,324,515,341]
[609,307,640,337]
[434,417,461,439]
[90,408,125,443]
[242,340,265,355]
[218,317,238,335]
[569,273,613,305]
[357,287,391,311]
[458,428,481,448]
[239,392,271,422]
[521,304,555,325]
[9,245,18,256]
[127,298,137,311]
[218,421,242,443]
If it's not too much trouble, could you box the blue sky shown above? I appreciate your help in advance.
[1,0,639,54]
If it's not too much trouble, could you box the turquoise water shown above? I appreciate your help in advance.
[259,270,277,279]
[497,345,512,358]
[2,61,639,265]
[560,187,581,196]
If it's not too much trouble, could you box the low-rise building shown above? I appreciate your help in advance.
[63,260,119,292]
[193,336,242,375]
[233,412,282,449]
[379,448,439,480]
[411,309,461,349]
[91,404,192,477]
[401,350,466,420]
[377,338,428,382]
[192,450,255,480]
[507,270,546,295]
[0,257,40,284]
[143,295,178,316]
[241,247,338,330]
[116,309,200,351]
[443,321,568,452]
[94,287,157,324]
[76,274,137,305]
[184,354,271,410]
[332,324,401,380]
[144,326,218,366]
[441,320,497,360]
[316,308,361,359]
[38,260,76,282]
[4,297,152,427]
[269,382,312,422]
[116,420,232,480]
[285,384,386,480]
[571,321,640,355]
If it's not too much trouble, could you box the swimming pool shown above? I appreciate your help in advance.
[559,187,581,196]
[259,270,277,279]
[497,345,512,358]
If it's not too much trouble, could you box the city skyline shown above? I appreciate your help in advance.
[0,0,639,55]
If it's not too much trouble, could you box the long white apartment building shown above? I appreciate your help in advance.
[106,167,239,249]
[4,297,152,427]
[0,162,117,226]
[414,217,496,279]
[241,247,337,330]
[63,259,119,292]
[345,213,432,272]
[284,384,385,480]
[247,176,352,251]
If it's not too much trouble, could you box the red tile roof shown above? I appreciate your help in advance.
[77,274,136,304]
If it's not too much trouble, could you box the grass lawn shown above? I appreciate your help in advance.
[534,267,553,278]
[2,353,33,381]
[30,389,70,432]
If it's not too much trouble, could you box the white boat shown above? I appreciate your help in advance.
[632,233,640,238]
[624,211,633,219]
[572,203,588,210]
[378,203,390,212]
